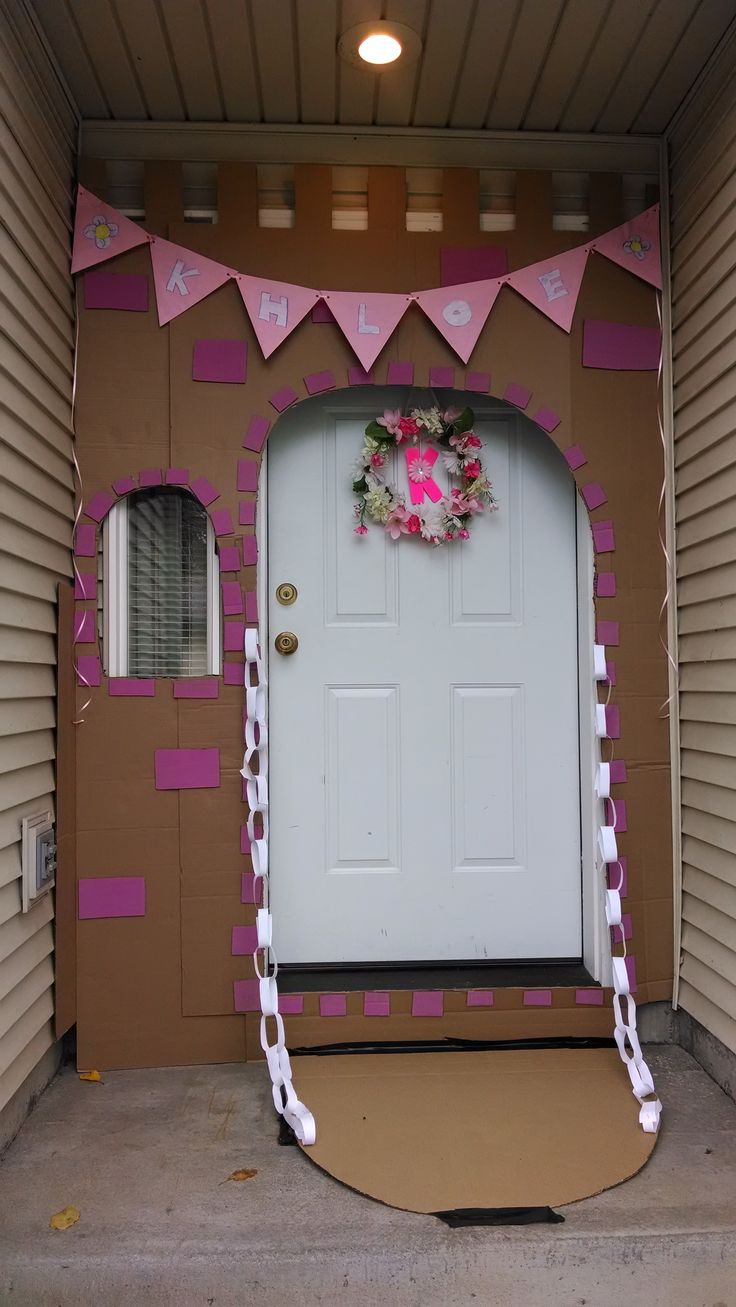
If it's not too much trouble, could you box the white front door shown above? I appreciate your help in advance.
[267,389,582,964]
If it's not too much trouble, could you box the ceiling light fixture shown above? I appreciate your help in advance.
[338,21,422,72]
[358,31,402,65]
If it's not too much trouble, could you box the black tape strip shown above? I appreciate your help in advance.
[434,1206,565,1228]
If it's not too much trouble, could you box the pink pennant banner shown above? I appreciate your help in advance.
[237,275,319,359]
[150,236,234,326]
[506,245,589,333]
[322,291,410,371]
[72,185,150,274]
[592,204,662,290]
[413,279,503,363]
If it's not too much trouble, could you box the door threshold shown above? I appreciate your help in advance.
[278,961,596,993]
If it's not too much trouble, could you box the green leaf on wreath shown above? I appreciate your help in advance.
[364,420,389,438]
[352,477,368,493]
[452,407,475,434]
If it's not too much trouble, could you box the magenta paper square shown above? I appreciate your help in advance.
[583,320,661,372]
[78,876,145,920]
[221,582,243,616]
[592,521,616,553]
[237,459,259,493]
[165,467,189,485]
[625,956,637,993]
[575,988,604,1006]
[241,872,263,906]
[239,501,256,526]
[582,482,608,511]
[139,468,162,487]
[320,993,347,1017]
[74,611,95,643]
[190,478,219,507]
[523,989,552,1007]
[607,856,628,898]
[224,622,245,652]
[244,591,258,623]
[74,572,96,600]
[231,924,258,955]
[279,994,304,1015]
[466,990,494,1007]
[387,361,414,385]
[363,992,391,1017]
[218,544,240,573]
[533,407,561,433]
[233,979,260,1012]
[606,798,627,831]
[564,445,587,471]
[76,655,100,687]
[606,660,617,685]
[441,245,508,285]
[223,661,244,686]
[270,386,298,412]
[312,301,335,323]
[596,620,620,646]
[243,416,270,451]
[504,383,531,410]
[241,536,258,567]
[112,475,137,495]
[84,490,116,523]
[173,678,219,699]
[192,338,247,384]
[74,524,97,557]
[154,747,220,790]
[84,271,149,312]
[429,366,454,388]
[240,827,251,855]
[611,913,633,945]
[605,704,621,738]
[108,678,155,696]
[464,371,491,393]
[411,991,444,1017]
[348,365,373,385]
[596,571,617,597]
[211,508,234,537]
[305,369,336,395]
[609,759,628,784]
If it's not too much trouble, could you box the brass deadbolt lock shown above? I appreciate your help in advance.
[276,582,298,606]
[274,631,299,656]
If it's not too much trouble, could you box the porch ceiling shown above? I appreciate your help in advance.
[28,0,736,136]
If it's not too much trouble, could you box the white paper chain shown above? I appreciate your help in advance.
[594,643,662,1134]
[242,627,316,1145]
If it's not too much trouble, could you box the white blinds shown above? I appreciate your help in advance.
[127,488,209,677]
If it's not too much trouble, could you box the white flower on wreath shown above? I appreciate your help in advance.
[83,214,119,251]
[365,487,393,523]
[412,407,444,436]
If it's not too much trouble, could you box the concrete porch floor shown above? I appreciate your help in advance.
[0,1045,735,1306]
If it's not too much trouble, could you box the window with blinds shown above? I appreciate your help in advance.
[103,487,220,677]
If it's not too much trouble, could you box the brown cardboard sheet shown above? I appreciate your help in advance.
[296,1047,657,1213]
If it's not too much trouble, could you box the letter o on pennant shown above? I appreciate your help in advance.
[442,299,472,328]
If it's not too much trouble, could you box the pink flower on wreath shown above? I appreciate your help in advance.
[465,434,482,448]
[370,452,386,467]
[405,514,421,534]
[408,455,435,484]
[377,408,402,436]
[385,505,410,539]
[397,416,420,440]
[458,528,470,539]
[463,459,481,479]
[443,406,462,423]
[451,490,483,515]
[354,524,368,535]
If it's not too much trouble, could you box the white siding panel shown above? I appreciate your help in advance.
[0,0,76,1115]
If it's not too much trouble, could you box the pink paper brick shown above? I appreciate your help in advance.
[592,520,616,553]
[606,798,627,832]
[84,270,149,312]
[173,678,219,698]
[504,382,532,410]
[108,678,155,696]
[575,988,604,1006]
[611,913,633,944]
[165,467,189,485]
[241,872,263,906]
[112,475,137,495]
[582,481,608,511]
[596,620,620,646]
[387,361,414,385]
[523,989,552,1007]
[243,416,271,452]
[154,747,220,790]
[466,990,494,1007]
[192,338,247,384]
[218,545,240,572]
[411,991,444,1017]
[211,508,234,537]
[84,490,116,523]
[223,661,244,686]
[221,582,243,615]
[596,571,617,597]
[606,660,617,686]
[240,827,251,855]
[78,876,146,920]
[605,704,621,739]
[625,955,638,993]
[564,445,587,471]
[305,369,336,394]
[464,371,491,392]
[74,572,97,600]
[348,365,373,385]
[139,468,162,487]
[237,459,259,493]
[76,655,100,687]
[244,592,259,623]
[231,924,258,955]
[583,319,661,372]
[320,993,347,1017]
[239,501,256,526]
[533,407,561,433]
[429,366,454,388]
[190,478,220,507]
[224,622,245,652]
[363,991,391,1017]
[609,759,628,784]
[279,993,305,1015]
[241,536,258,567]
[270,385,299,412]
[607,856,629,898]
[233,979,260,1012]
[74,524,97,557]
[441,245,508,284]
[74,611,95,643]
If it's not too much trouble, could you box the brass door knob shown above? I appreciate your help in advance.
[274,631,299,656]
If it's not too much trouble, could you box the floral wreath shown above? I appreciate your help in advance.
[352,404,498,545]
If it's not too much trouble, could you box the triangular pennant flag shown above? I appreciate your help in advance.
[506,245,589,333]
[238,275,319,359]
[150,236,234,326]
[322,290,411,372]
[413,279,503,363]
[72,185,150,273]
[592,205,662,290]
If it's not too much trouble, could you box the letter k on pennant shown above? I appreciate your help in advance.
[150,236,234,325]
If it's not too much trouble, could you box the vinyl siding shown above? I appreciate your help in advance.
[0,0,76,1113]
[669,31,736,1055]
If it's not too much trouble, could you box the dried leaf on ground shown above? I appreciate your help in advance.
[50,1205,80,1231]
[223,1168,258,1183]
[79,1070,102,1083]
